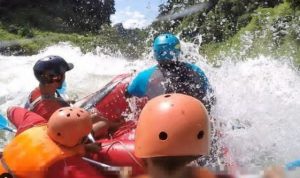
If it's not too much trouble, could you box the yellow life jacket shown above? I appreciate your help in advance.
[0,125,84,178]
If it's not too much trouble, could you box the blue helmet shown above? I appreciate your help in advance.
[153,33,181,61]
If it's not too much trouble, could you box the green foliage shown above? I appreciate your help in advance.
[0,23,20,40]
[6,25,34,38]
[0,0,115,33]
[153,0,283,44]
[68,0,115,32]
[152,0,300,65]
[0,0,150,58]
[201,1,300,65]
[286,0,300,9]
[0,24,148,59]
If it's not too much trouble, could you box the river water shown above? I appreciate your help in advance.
[0,42,299,177]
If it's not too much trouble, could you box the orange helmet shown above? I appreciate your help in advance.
[47,107,92,147]
[135,93,210,158]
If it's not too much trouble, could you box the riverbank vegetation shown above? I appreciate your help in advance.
[0,0,299,65]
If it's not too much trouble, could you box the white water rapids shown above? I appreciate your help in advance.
[0,42,299,177]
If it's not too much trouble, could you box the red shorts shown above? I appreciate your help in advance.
[31,99,68,121]
[7,107,47,135]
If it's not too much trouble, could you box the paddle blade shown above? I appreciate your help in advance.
[286,159,300,170]
[0,114,16,132]
[0,114,9,128]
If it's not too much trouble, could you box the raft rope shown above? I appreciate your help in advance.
[82,157,119,170]
[63,159,69,176]
[111,121,136,138]
[102,140,144,168]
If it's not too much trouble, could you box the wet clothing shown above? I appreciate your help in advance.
[5,107,104,178]
[135,167,216,178]
[25,87,69,120]
[8,106,47,135]
[127,62,214,110]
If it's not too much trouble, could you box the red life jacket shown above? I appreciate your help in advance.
[25,87,69,120]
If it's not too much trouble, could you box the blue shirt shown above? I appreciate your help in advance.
[127,62,211,101]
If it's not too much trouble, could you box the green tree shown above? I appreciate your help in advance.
[0,0,116,33]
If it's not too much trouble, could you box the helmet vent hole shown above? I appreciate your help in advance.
[77,113,81,117]
[197,131,204,139]
[1,173,13,178]
[57,132,61,136]
[67,113,71,117]
[159,131,168,140]
[164,94,171,98]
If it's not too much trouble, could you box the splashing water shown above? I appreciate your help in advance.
[0,43,152,113]
[0,42,300,176]
[211,57,300,170]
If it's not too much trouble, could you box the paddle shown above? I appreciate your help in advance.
[0,114,16,133]
[286,159,300,170]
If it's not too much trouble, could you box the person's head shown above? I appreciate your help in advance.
[33,55,74,88]
[135,93,210,172]
[153,33,181,64]
[47,107,92,147]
